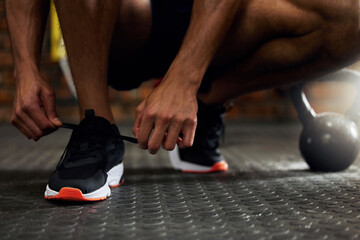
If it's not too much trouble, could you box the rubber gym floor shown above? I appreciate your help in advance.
[1,121,360,240]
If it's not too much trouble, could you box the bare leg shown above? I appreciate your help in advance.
[199,0,360,104]
[54,0,359,110]
[54,0,120,123]
[104,0,360,108]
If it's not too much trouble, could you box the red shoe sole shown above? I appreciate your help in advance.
[45,179,125,202]
[182,161,229,174]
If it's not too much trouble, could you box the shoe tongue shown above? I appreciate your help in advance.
[78,109,112,132]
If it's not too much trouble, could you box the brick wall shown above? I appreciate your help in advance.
[0,0,12,122]
[0,0,358,124]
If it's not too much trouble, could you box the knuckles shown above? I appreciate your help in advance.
[158,114,171,125]
[21,99,35,112]
[185,117,197,127]
[143,110,156,121]
[172,116,184,125]
[135,106,143,115]
[148,143,160,154]
[43,89,55,98]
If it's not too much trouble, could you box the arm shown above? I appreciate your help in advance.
[133,0,242,154]
[6,0,61,141]
[168,0,242,90]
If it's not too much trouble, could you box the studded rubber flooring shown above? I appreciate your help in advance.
[1,122,360,240]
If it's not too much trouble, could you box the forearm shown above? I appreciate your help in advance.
[166,0,242,91]
[5,0,50,75]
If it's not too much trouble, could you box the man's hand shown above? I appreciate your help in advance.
[6,0,57,140]
[134,0,243,154]
[12,71,61,140]
[132,75,198,154]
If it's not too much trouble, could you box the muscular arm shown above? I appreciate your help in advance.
[6,0,48,70]
[6,0,61,140]
[134,0,242,154]
[169,0,242,90]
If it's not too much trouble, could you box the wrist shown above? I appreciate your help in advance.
[163,69,203,96]
[166,61,205,90]
[14,61,40,78]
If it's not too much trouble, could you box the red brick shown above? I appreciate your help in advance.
[0,51,12,66]
[0,88,14,104]
[109,88,120,101]
[3,35,11,49]
[2,69,14,86]
[237,90,268,102]
[0,1,5,15]
[0,33,10,49]
[55,88,73,100]
[0,18,7,31]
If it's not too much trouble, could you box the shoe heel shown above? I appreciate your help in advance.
[107,163,124,187]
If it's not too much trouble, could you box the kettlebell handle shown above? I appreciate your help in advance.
[290,83,316,124]
[290,69,360,124]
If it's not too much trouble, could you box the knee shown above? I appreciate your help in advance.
[325,29,359,65]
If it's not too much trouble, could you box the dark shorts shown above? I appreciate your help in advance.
[108,0,213,92]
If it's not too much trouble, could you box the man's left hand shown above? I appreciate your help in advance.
[132,76,198,154]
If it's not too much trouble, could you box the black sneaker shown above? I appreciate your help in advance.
[44,110,125,201]
[169,100,228,173]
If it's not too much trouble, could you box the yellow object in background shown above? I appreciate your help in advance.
[50,0,66,62]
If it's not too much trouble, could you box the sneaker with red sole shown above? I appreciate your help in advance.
[169,100,229,173]
[44,110,126,201]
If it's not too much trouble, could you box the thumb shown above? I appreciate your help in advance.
[41,90,62,127]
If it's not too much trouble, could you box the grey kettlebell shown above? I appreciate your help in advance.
[290,69,360,172]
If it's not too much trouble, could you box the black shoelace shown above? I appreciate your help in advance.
[60,123,138,144]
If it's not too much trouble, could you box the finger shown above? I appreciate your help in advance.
[15,111,44,140]
[148,118,169,154]
[24,100,56,133]
[162,134,183,147]
[41,90,62,127]
[137,114,155,150]
[162,118,183,151]
[132,101,145,137]
[178,118,197,149]
[11,118,32,139]
[133,112,142,137]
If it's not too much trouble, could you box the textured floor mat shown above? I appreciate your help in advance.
[1,122,360,240]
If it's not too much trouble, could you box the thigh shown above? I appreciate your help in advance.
[108,0,152,90]
[108,0,194,90]
[212,0,359,68]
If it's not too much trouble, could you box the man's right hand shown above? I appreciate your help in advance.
[11,70,62,141]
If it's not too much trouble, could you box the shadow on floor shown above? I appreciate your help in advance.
[0,166,324,192]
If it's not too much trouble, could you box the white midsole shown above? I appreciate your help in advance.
[169,145,212,172]
[44,162,124,198]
